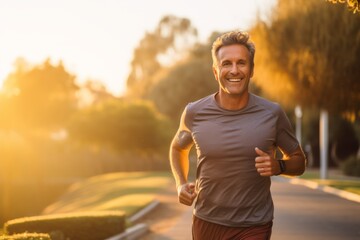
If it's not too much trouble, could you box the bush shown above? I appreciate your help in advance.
[0,233,51,240]
[4,211,125,240]
[341,155,360,177]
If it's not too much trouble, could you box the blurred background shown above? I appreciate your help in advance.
[0,0,359,226]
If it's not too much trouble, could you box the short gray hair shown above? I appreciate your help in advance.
[211,31,255,69]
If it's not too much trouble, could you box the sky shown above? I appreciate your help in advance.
[0,0,277,96]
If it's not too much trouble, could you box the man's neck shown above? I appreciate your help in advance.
[216,92,250,110]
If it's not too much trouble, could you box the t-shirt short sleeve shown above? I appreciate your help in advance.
[275,106,299,154]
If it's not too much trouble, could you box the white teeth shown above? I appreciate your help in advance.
[228,78,242,82]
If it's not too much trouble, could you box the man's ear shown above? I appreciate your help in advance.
[212,65,219,81]
[250,64,255,78]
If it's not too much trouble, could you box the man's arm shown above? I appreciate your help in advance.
[278,146,306,176]
[169,109,197,205]
[255,146,306,177]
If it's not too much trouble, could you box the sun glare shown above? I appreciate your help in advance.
[0,0,277,96]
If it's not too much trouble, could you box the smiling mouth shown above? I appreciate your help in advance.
[228,78,243,82]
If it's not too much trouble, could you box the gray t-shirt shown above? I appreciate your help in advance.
[185,93,299,227]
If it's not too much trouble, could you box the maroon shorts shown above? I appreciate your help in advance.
[192,215,273,240]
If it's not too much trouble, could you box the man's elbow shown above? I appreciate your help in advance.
[297,166,306,176]
[295,156,307,176]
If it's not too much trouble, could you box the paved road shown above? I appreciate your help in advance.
[141,177,360,240]
[271,177,360,240]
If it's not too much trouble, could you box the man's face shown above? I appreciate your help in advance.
[213,44,253,97]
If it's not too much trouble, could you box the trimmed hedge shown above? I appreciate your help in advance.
[341,155,360,177]
[4,211,125,240]
[0,233,51,240]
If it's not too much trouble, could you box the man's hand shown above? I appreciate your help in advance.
[177,182,197,206]
[255,147,281,176]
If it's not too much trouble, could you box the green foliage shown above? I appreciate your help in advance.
[332,117,359,161]
[0,233,51,240]
[145,33,216,121]
[4,211,125,240]
[300,111,359,167]
[67,99,171,152]
[0,58,78,130]
[251,0,360,116]
[327,0,360,14]
[341,155,360,177]
[148,58,217,121]
[126,15,198,98]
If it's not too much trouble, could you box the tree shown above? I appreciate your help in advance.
[148,59,216,122]
[67,99,171,153]
[147,37,216,121]
[327,0,360,14]
[251,0,360,172]
[126,15,198,98]
[0,58,80,223]
[251,0,360,117]
[1,59,79,130]
[77,80,117,108]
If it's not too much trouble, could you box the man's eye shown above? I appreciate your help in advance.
[222,62,231,67]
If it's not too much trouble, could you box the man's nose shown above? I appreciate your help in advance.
[230,63,239,74]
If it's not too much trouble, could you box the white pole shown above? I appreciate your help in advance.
[320,109,329,179]
[295,105,302,145]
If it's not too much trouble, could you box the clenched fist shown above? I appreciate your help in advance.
[177,182,197,206]
[255,147,281,176]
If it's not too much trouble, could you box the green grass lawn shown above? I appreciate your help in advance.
[300,170,360,195]
[42,171,173,220]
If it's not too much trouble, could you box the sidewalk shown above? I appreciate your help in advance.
[138,184,193,240]
[290,168,360,204]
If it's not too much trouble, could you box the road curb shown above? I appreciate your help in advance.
[105,223,149,240]
[105,200,160,240]
[281,177,360,204]
[129,200,160,223]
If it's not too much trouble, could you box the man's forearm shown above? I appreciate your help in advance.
[282,146,306,176]
[169,130,194,187]
[170,145,190,188]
